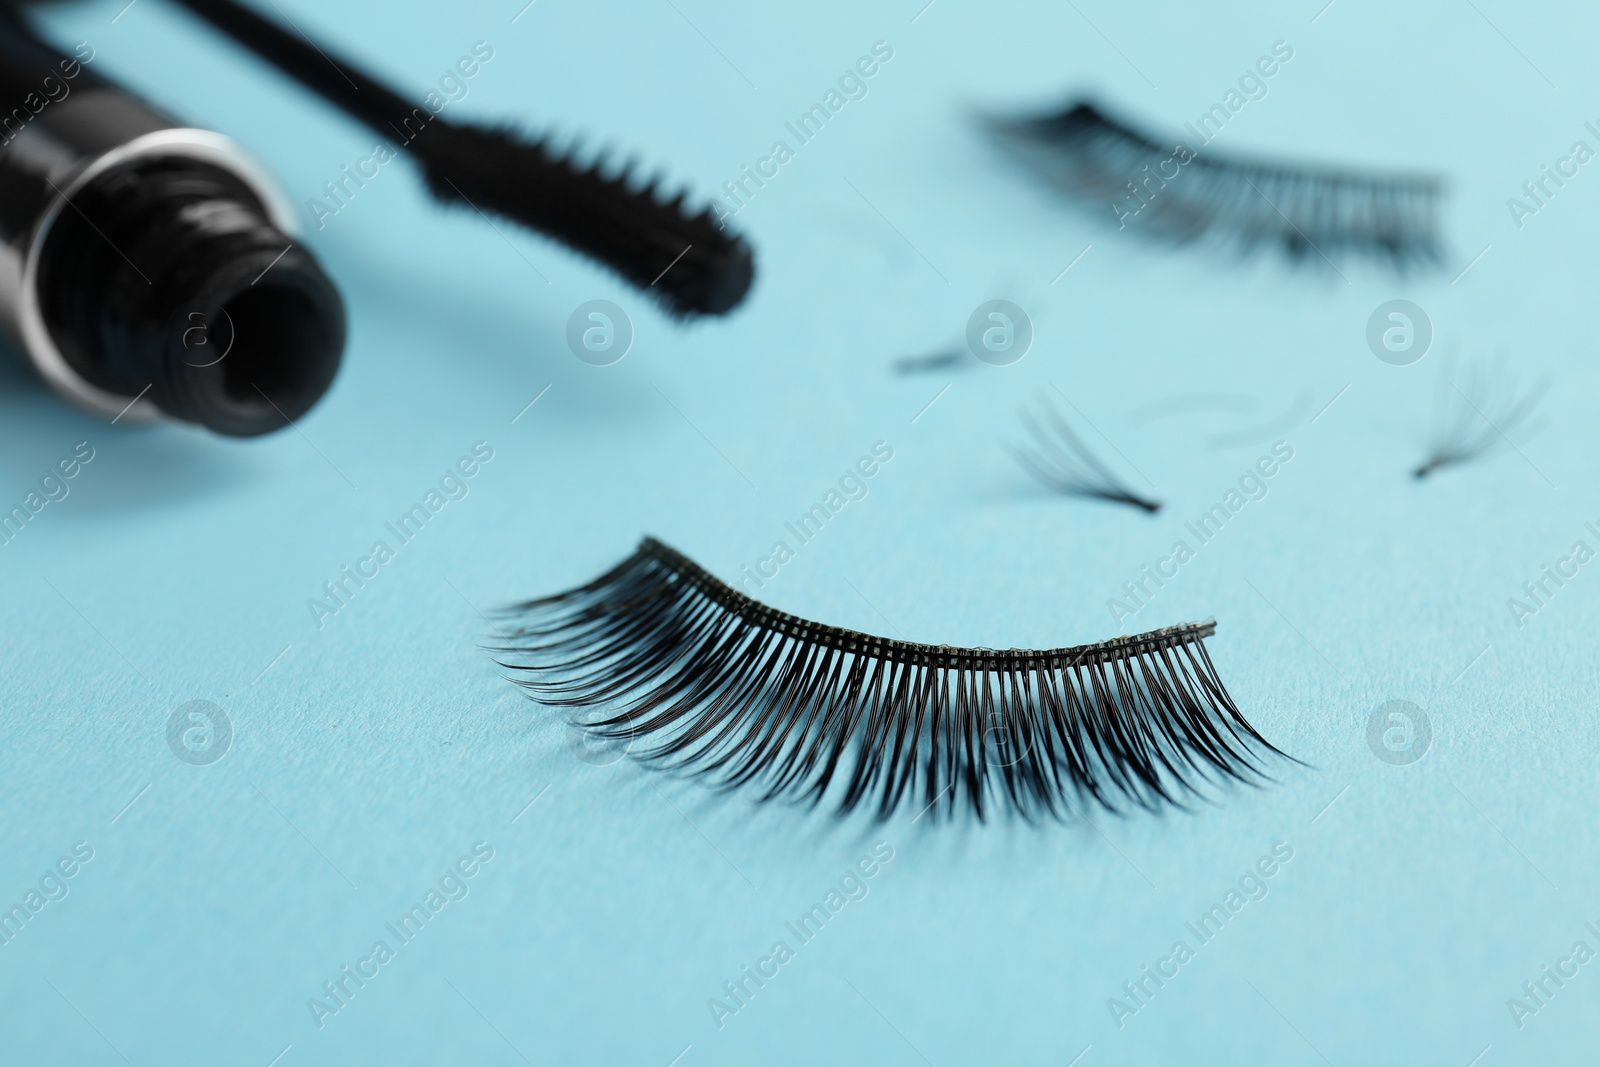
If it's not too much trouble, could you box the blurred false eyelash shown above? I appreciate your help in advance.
[892,280,1043,376]
[893,348,966,375]
[1414,359,1547,479]
[1010,399,1161,513]
[985,100,1445,269]
[495,538,1293,822]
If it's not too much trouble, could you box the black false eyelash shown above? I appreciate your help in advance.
[986,100,1444,269]
[169,0,753,317]
[1414,360,1545,479]
[495,538,1292,822]
[1010,400,1161,513]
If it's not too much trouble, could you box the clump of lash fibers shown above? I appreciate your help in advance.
[1010,398,1160,513]
[1413,358,1544,480]
[495,538,1296,822]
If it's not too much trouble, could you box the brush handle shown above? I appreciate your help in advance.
[167,0,419,138]
[165,0,756,317]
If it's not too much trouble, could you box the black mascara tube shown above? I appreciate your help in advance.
[0,5,344,435]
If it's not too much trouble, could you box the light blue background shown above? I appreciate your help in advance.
[2,0,1597,1063]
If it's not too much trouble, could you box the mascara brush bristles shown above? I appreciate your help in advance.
[494,538,1294,822]
[168,0,754,317]
[416,123,754,317]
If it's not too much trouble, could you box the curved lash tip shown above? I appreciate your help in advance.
[1412,358,1544,481]
[1010,399,1161,515]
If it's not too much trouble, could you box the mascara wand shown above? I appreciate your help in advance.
[165,0,754,317]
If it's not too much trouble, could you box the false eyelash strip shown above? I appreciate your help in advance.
[986,101,1444,269]
[1414,360,1545,479]
[495,538,1291,821]
[1010,400,1161,513]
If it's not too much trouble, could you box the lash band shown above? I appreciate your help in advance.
[636,537,1214,670]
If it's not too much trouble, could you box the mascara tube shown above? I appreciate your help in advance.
[0,5,344,436]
